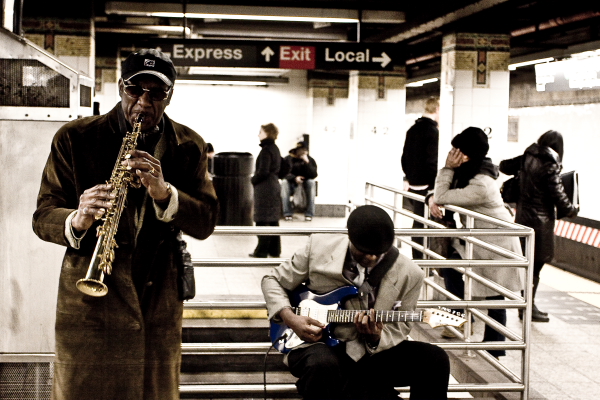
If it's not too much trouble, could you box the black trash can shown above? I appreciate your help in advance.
[212,152,254,226]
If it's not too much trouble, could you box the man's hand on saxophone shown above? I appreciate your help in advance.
[123,149,171,203]
[72,184,115,232]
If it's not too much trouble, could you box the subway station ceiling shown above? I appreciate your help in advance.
[21,0,600,80]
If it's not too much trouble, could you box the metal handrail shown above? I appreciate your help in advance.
[365,181,534,400]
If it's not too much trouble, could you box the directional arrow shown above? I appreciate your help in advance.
[261,46,275,62]
[372,52,391,68]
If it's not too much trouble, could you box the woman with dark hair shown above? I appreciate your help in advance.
[249,123,282,258]
[428,127,523,358]
[500,130,577,322]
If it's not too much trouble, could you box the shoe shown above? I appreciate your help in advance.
[268,254,281,258]
[519,305,550,322]
[305,216,312,221]
[534,304,548,316]
[284,216,293,221]
[248,253,267,258]
[532,305,550,323]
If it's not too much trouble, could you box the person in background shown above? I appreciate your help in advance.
[401,97,440,258]
[262,205,450,400]
[281,141,318,221]
[32,48,218,400]
[206,142,215,179]
[499,130,578,322]
[250,123,282,258]
[428,127,523,358]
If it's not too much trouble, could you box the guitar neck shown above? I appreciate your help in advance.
[293,308,422,323]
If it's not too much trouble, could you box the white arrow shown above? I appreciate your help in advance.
[372,52,391,68]
[261,46,275,62]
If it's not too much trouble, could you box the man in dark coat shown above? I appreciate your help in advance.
[32,48,218,400]
[500,130,577,322]
[250,123,282,258]
[281,141,318,221]
[401,97,439,258]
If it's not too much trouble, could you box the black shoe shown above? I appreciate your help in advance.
[533,304,548,316]
[248,253,267,258]
[532,306,550,323]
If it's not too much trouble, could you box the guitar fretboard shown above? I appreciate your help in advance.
[295,308,422,323]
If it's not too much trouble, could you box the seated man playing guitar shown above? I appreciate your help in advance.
[262,205,450,400]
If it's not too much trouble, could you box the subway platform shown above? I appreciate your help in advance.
[184,215,600,400]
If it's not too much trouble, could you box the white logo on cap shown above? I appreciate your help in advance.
[144,59,156,68]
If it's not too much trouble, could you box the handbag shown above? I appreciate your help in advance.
[501,174,520,204]
[175,231,196,301]
[292,183,307,210]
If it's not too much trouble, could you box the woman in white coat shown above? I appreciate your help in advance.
[428,127,523,358]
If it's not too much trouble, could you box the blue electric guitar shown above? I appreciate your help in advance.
[270,285,466,354]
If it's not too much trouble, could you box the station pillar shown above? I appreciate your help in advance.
[439,32,511,164]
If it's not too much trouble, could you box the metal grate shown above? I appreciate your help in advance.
[0,363,53,400]
[0,59,70,107]
[80,84,92,107]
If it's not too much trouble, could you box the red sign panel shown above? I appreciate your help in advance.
[279,45,316,69]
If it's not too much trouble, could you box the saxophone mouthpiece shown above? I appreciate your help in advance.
[136,113,145,123]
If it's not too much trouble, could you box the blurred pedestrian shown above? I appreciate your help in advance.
[499,130,578,322]
[281,141,318,221]
[250,123,282,258]
[402,97,439,258]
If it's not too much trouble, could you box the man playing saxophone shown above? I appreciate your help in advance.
[33,49,218,400]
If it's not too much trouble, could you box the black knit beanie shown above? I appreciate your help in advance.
[347,205,395,254]
[451,127,489,160]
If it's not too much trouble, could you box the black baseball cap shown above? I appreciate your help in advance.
[347,205,395,254]
[121,48,177,87]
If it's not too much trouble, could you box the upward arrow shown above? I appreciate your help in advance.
[261,46,275,62]
[372,52,391,68]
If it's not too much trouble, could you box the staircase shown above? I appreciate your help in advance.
[179,295,300,399]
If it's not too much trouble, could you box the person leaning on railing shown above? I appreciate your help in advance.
[427,127,523,359]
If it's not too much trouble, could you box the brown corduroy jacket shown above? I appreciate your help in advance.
[33,104,218,400]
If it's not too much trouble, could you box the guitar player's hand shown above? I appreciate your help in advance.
[280,307,325,343]
[355,309,383,346]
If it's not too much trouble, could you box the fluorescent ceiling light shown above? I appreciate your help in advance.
[508,57,554,70]
[152,12,357,23]
[187,67,289,77]
[106,3,365,24]
[178,79,268,86]
[405,78,439,87]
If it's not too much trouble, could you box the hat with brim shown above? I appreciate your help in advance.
[347,205,395,254]
[121,48,177,87]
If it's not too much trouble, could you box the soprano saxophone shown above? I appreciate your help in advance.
[76,114,144,297]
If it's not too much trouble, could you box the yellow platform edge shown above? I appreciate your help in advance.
[183,309,268,319]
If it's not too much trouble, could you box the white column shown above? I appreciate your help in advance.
[439,33,511,165]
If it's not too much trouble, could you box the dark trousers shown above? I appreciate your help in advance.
[443,249,506,357]
[252,221,281,257]
[404,188,428,259]
[288,341,449,400]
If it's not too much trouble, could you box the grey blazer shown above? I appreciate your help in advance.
[261,234,424,361]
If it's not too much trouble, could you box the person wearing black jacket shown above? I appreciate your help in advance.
[401,97,439,258]
[250,123,282,258]
[281,142,318,221]
[499,130,578,322]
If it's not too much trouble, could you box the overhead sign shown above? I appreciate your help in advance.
[150,40,402,71]
[535,56,600,92]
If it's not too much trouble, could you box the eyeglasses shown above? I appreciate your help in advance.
[123,82,171,102]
